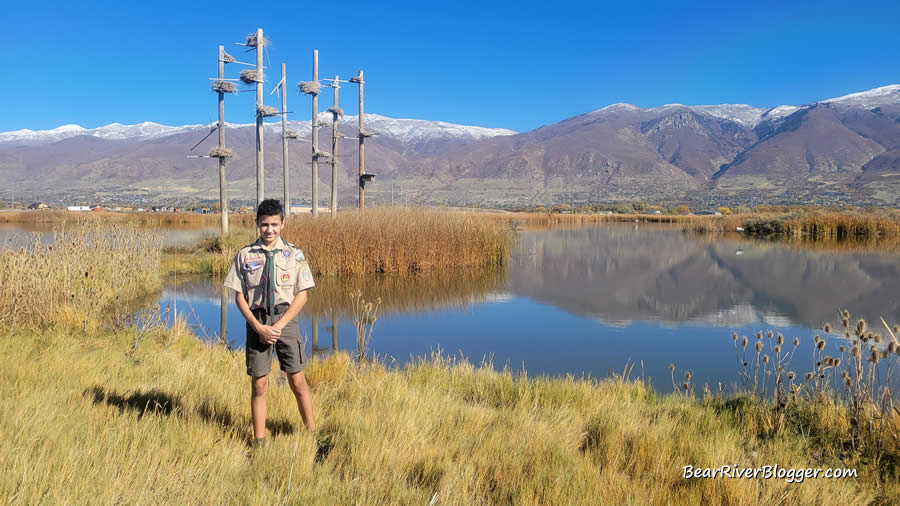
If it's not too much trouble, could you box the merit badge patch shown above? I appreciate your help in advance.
[242,262,263,272]
[294,250,305,261]
[282,249,292,258]
[281,273,290,283]
[301,264,313,282]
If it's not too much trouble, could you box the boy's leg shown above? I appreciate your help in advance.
[287,371,316,431]
[251,375,269,439]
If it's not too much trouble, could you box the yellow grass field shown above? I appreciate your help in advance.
[2,328,895,504]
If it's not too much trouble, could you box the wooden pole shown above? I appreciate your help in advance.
[357,70,365,210]
[311,50,319,217]
[219,286,228,345]
[331,311,338,351]
[255,28,264,207]
[281,63,289,215]
[330,75,339,217]
[217,45,229,237]
[311,314,319,351]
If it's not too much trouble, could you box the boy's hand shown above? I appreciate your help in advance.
[255,324,282,344]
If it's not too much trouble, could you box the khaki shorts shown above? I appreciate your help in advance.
[246,305,306,377]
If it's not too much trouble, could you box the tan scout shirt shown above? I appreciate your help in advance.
[223,236,315,310]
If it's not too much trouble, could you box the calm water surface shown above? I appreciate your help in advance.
[159,224,900,393]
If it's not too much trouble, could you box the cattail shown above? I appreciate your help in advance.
[777,334,784,346]
[767,330,774,339]
[669,363,675,372]
[823,323,831,333]
[755,341,763,353]
[763,355,769,364]
[742,336,748,349]
[793,338,800,346]
[817,340,826,350]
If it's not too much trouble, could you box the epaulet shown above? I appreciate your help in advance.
[286,241,300,251]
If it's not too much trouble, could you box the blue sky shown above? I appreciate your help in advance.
[2,0,899,133]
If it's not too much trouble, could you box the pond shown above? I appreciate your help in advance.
[158,224,900,393]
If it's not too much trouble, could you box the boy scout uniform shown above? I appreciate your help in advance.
[223,237,315,377]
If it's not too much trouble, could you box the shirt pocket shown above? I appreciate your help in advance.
[241,260,265,287]
[275,263,295,288]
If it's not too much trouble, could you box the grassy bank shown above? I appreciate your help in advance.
[162,208,513,277]
[2,327,895,504]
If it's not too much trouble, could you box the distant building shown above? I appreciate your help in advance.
[67,206,90,212]
[27,202,49,210]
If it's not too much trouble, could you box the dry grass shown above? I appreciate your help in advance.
[0,211,257,228]
[1,327,889,504]
[0,223,162,333]
[281,208,511,276]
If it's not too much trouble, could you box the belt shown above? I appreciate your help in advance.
[253,303,289,316]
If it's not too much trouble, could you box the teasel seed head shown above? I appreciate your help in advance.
[793,338,800,346]
[845,378,852,387]
[788,371,795,380]
[732,332,738,341]
[669,363,675,372]
[833,358,841,367]
[823,323,831,333]
[841,370,849,380]
[683,383,689,392]
[805,372,814,381]
[874,334,882,344]
[777,334,784,346]
[884,350,891,359]
[743,361,748,367]
[889,342,896,354]
[817,340,826,350]
[742,336,748,348]
[767,330,774,339]
[843,318,850,329]
[842,309,850,319]
[685,371,692,380]
[839,345,846,353]
[763,355,769,364]
[870,350,880,364]
[757,331,763,340]
[755,341,763,353]
[852,345,860,357]
[814,335,821,343]
[894,325,899,334]
[845,331,851,339]
[774,346,781,354]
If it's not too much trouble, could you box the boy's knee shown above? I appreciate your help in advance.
[251,375,269,396]
[288,371,308,394]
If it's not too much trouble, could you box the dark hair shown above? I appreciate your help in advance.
[256,199,284,222]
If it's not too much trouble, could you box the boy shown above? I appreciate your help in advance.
[223,199,316,448]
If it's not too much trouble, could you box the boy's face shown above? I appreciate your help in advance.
[257,214,283,246]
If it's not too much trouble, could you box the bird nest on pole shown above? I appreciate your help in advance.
[245,33,268,48]
[359,129,375,138]
[312,147,332,159]
[298,81,320,95]
[222,52,235,63]
[240,70,263,84]
[327,106,344,117]
[211,80,238,94]
[284,129,301,139]
[349,76,362,84]
[209,146,235,159]
[257,105,280,117]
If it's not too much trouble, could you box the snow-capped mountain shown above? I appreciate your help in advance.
[0,115,516,146]
[823,84,900,107]
[0,121,207,144]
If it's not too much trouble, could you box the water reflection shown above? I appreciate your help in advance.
[510,225,900,328]
[157,225,900,391]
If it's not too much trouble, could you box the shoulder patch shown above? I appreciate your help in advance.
[294,249,306,261]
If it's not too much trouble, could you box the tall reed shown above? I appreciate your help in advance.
[0,223,162,332]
